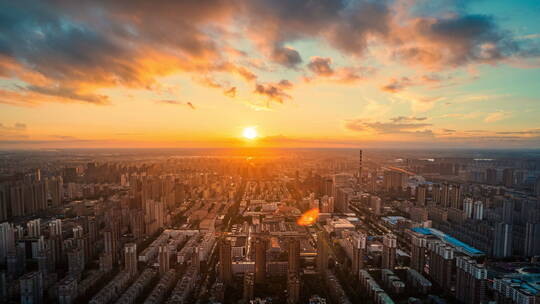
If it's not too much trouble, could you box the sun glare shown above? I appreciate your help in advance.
[242,127,258,139]
[297,208,320,226]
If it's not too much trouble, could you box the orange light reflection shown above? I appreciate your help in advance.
[297,208,320,226]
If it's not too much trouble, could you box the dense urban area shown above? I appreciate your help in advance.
[1,148,540,304]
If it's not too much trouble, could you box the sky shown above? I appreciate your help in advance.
[1,0,540,149]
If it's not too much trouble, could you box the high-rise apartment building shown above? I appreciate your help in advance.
[382,233,397,270]
[0,184,9,221]
[219,238,233,285]
[473,201,484,220]
[411,234,427,272]
[20,271,43,304]
[416,185,426,206]
[383,171,405,192]
[57,276,77,304]
[525,221,540,257]
[46,176,63,207]
[254,237,267,284]
[352,232,367,276]
[503,168,515,188]
[287,238,300,275]
[243,272,255,301]
[486,168,498,185]
[287,273,301,304]
[27,219,41,238]
[432,184,441,205]
[440,183,450,208]
[370,196,382,216]
[158,245,170,275]
[455,256,487,304]
[449,185,462,210]
[428,241,454,292]
[103,229,118,262]
[124,243,138,277]
[0,222,15,262]
[493,222,513,258]
[67,246,85,278]
[317,231,328,274]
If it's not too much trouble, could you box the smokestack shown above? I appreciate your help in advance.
[359,149,363,180]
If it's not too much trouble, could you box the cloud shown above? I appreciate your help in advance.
[271,46,302,68]
[0,122,27,131]
[243,0,538,70]
[458,94,511,103]
[442,112,482,119]
[496,129,540,135]
[305,56,373,84]
[420,74,445,83]
[381,73,459,93]
[50,135,78,140]
[391,14,540,69]
[0,0,537,110]
[307,57,334,76]
[0,0,254,106]
[254,80,293,104]
[156,100,196,109]
[344,118,432,134]
[23,85,110,105]
[390,116,427,122]
[224,87,237,98]
[484,111,511,123]
[381,77,412,93]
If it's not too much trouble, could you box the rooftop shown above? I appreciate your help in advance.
[411,227,483,256]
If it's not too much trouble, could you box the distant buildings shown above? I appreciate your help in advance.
[370,196,382,216]
[416,185,426,206]
[383,171,405,192]
[1,149,540,304]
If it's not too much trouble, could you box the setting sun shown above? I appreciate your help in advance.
[242,127,258,140]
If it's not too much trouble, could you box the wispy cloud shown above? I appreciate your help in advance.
[381,77,413,93]
[156,100,196,110]
[344,118,432,134]
[253,80,293,104]
[0,122,27,131]
[484,111,511,123]
[304,57,373,84]
[390,116,428,122]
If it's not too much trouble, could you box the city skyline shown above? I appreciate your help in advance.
[1,0,540,149]
[0,147,539,303]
